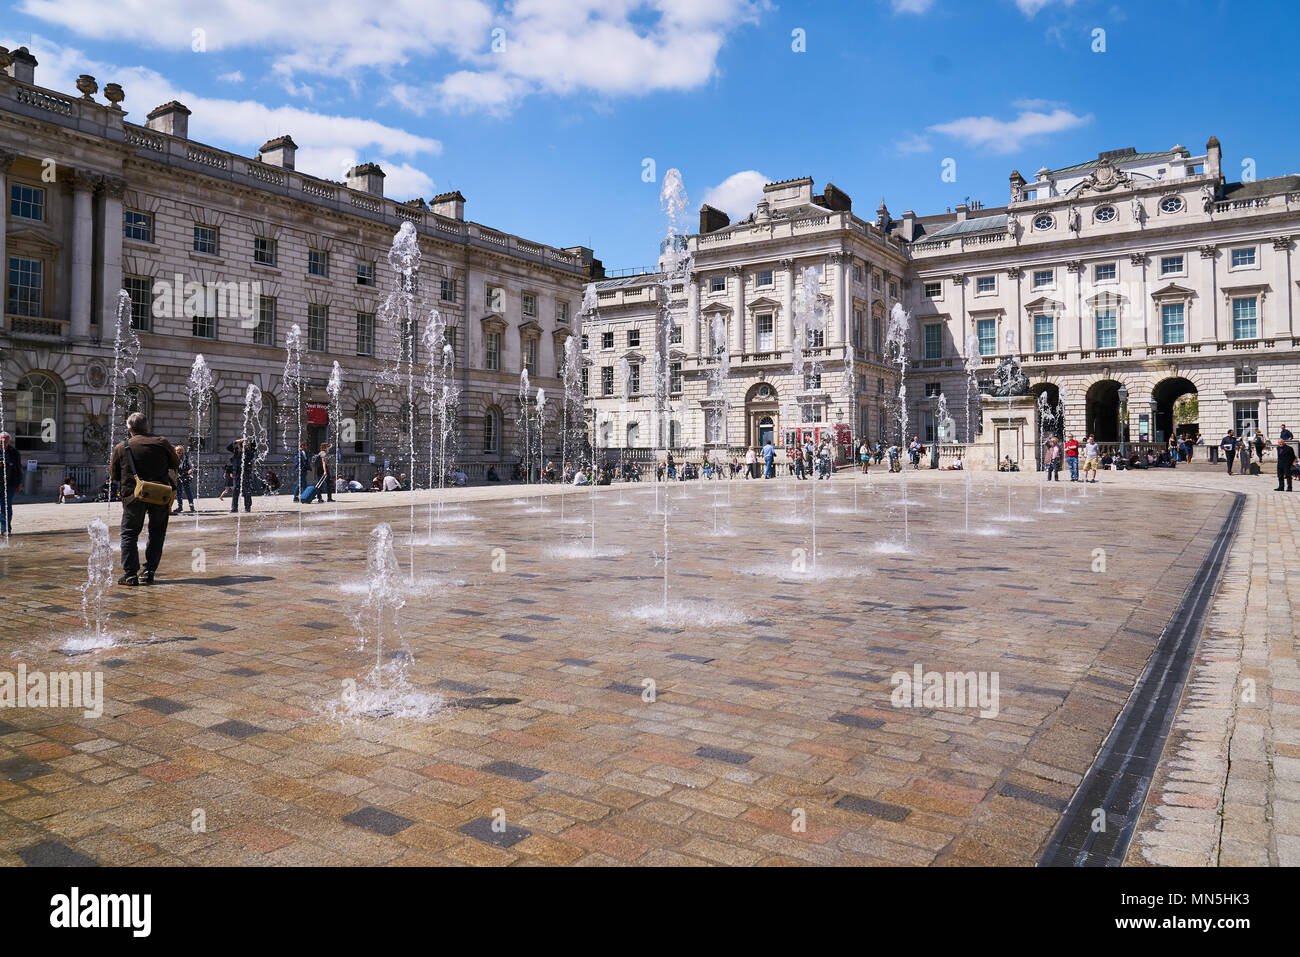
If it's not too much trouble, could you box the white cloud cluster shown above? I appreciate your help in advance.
[702,170,769,220]
[927,106,1092,154]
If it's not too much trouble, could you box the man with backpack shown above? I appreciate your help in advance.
[109,413,180,586]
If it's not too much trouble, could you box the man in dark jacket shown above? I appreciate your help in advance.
[1277,438,1297,492]
[1221,429,1237,475]
[293,441,312,502]
[227,438,258,513]
[0,431,21,536]
[109,413,180,585]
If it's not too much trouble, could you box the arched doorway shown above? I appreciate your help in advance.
[744,382,779,447]
[1029,382,1062,440]
[1152,377,1197,445]
[1086,380,1123,442]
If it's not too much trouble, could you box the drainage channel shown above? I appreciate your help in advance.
[1038,491,1245,867]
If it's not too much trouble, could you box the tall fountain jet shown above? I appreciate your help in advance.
[106,290,140,521]
[187,355,213,528]
[283,323,306,536]
[517,367,531,484]
[421,309,458,534]
[328,360,344,520]
[560,333,584,523]
[964,332,981,444]
[886,302,912,549]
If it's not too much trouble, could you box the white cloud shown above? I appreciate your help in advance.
[216,70,243,83]
[17,0,767,115]
[1015,0,1076,15]
[702,170,769,220]
[4,34,441,196]
[927,106,1092,154]
[890,0,936,13]
[894,133,933,155]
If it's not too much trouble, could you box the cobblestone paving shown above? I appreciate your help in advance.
[0,469,1260,865]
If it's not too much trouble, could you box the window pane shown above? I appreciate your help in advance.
[1161,303,1185,344]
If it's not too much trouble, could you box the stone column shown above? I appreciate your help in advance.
[1199,244,1218,343]
[827,253,845,346]
[1272,236,1292,337]
[1129,253,1148,347]
[729,265,743,354]
[686,276,701,357]
[97,176,126,331]
[1066,260,1084,351]
[0,152,14,323]
[780,258,795,350]
[69,170,98,339]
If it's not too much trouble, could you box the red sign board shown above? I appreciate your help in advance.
[306,403,328,426]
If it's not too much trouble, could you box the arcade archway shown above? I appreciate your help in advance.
[1086,380,1123,442]
[1152,377,1198,445]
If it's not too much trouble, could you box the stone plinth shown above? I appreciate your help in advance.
[967,395,1041,471]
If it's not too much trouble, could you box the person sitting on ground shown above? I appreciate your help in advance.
[382,472,401,492]
[453,467,468,486]
[573,468,589,486]
[544,459,556,483]
[370,471,384,491]
[944,456,964,471]
[486,464,501,482]
[57,477,79,503]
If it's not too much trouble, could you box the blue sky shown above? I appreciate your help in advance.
[4,0,1297,268]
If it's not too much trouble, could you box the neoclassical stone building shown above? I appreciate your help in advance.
[589,141,1300,459]
[0,48,596,493]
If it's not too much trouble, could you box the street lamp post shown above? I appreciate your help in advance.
[1149,398,1160,446]
[1117,385,1129,458]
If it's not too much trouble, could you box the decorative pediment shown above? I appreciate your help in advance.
[1085,290,1128,307]
[701,301,732,316]
[518,319,542,337]
[1023,295,1064,313]
[551,327,572,342]
[1221,282,1270,303]
[967,308,1001,318]
[480,313,507,333]
[5,226,62,251]
[1149,283,1196,301]
[1071,160,1134,195]
[746,296,781,313]
[668,349,688,361]
[622,350,646,363]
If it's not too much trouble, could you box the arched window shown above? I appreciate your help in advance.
[124,384,151,423]
[258,395,276,452]
[353,402,375,454]
[15,372,59,452]
[599,422,613,447]
[626,422,640,447]
[669,420,682,447]
[189,390,218,453]
[484,405,501,454]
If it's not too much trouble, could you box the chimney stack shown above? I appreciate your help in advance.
[699,204,730,234]
[257,135,297,169]
[4,46,37,84]
[347,162,385,197]
[146,100,191,139]
[901,210,916,242]
[876,198,890,232]
[1206,135,1222,179]
[1009,169,1026,202]
[431,190,465,221]
[954,203,968,223]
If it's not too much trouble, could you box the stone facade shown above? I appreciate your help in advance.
[0,50,596,493]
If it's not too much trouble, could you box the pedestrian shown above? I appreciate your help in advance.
[57,476,79,503]
[908,435,922,469]
[173,444,196,514]
[1221,429,1237,475]
[217,464,234,501]
[1044,437,1061,481]
[1254,430,1266,463]
[1083,434,1101,483]
[293,441,312,502]
[109,412,180,586]
[762,439,776,479]
[1276,437,1296,492]
[745,446,757,479]
[1063,433,1080,481]
[666,451,676,480]
[314,442,335,502]
[859,439,871,474]
[793,443,805,480]
[226,438,257,512]
[1281,424,1294,444]
[1239,433,1253,475]
[0,432,22,535]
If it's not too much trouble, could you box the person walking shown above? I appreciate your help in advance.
[226,438,257,512]
[793,443,806,480]
[1083,434,1101,483]
[762,439,776,479]
[1275,437,1296,492]
[313,442,335,502]
[173,444,196,514]
[1044,437,1061,481]
[1239,432,1253,476]
[859,439,871,474]
[293,441,312,502]
[1281,424,1294,445]
[908,436,922,469]
[1221,429,1237,475]
[1063,433,1080,481]
[1253,429,1266,463]
[744,446,756,480]
[0,432,22,536]
[109,413,180,585]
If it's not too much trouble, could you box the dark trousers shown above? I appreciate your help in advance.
[1278,467,1294,491]
[175,479,194,508]
[121,499,170,576]
[230,479,252,512]
[1225,451,1235,474]
[1046,461,1060,480]
[0,485,15,534]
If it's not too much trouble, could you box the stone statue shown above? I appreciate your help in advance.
[1201,184,1215,213]
[1006,214,1018,241]
[985,356,1031,397]
[1067,207,1081,233]
[1130,196,1143,225]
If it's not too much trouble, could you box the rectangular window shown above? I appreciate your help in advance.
[629,364,641,396]
[925,382,941,398]
[193,225,219,255]
[756,269,773,287]
[254,237,277,267]
[923,281,942,299]
[557,300,569,323]
[1161,302,1185,344]
[307,304,328,351]
[308,249,329,277]
[445,326,457,361]
[1032,269,1053,289]
[757,313,774,351]
[924,324,942,359]
[627,329,640,348]
[581,334,589,351]
[1094,263,1116,282]
[1231,247,1256,268]
[977,319,996,356]
[192,312,217,340]
[709,276,726,293]
[872,316,881,353]
[440,278,456,302]
[522,292,537,317]
[669,325,682,345]
[1033,314,1055,353]
[670,362,682,394]
[924,410,937,444]
[1235,366,1258,385]
[853,265,863,283]
[1160,254,1184,276]
[854,309,864,349]
[485,331,500,371]
[581,366,589,397]
[804,372,822,391]
[356,261,375,286]
[255,296,276,346]
[889,281,899,299]
[601,366,614,397]
[1232,297,1258,340]
[525,338,538,373]
[877,377,885,395]
[1234,401,1260,437]
[123,276,152,332]
[356,312,374,357]
[9,183,45,221]
[485,284,504,313]
[601,331,614,349]
[872,273,881,291]
[123,209,153,242]
[1095,308,1117,349]
[808,328,825,349]
[976,276,996,294]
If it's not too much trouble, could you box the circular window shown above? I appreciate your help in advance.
[1094,205,1117,223]
[757,385,772,399]
[1033,214,1055,231]
[1159,195,1184,214]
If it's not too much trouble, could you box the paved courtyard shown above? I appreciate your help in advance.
[0,465,1294,866]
